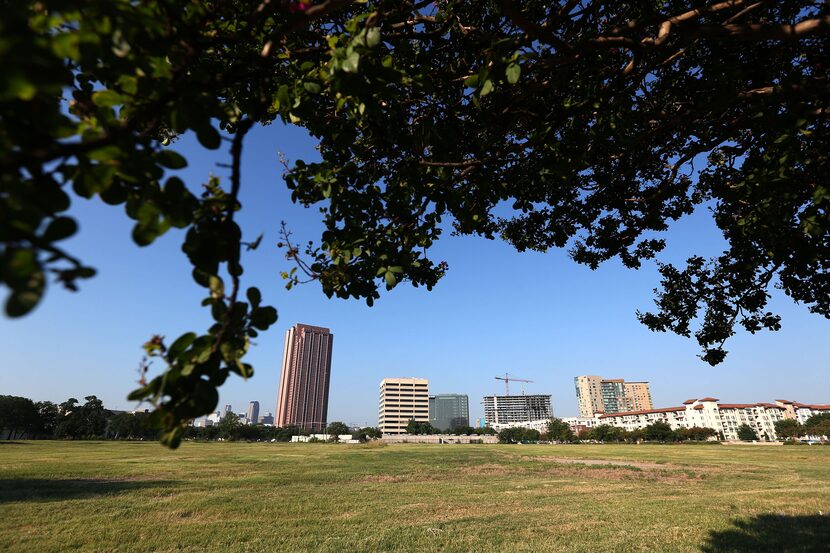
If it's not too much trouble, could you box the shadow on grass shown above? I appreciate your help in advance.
[0,441,30,445]
[701,514,830,552]
[0,478,175,503]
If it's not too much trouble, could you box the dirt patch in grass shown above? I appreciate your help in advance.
[357,473,438,484]
[453,459,706,483]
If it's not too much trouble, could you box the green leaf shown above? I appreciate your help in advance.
[250,306,278,330]
[196,125,221,150]
[342,51,360,73]
[168,332,197,359]
[246,287,262,307]
[366,27,381,48]
[506,62,521,84]
[92,90,122,107]
[464,74,479,88]
[43,217,78,242]
[384,271,396,288]
[157,150,188,169]
[303,82,321,95]
[480,79,494,96]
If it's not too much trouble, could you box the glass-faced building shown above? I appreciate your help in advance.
[429,394,470,431]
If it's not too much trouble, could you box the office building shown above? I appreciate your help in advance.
[429,394,470,431]
[574,376,653,417]
[276,323,334,431]
[258,412,274,425]
[483,394,553,432]
[378,377,429,434]
[246,401,260,425]
[222,404,233,418]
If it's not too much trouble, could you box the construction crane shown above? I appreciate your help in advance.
[495,372,533,396]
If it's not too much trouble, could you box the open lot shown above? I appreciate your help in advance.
[1,441,828,552]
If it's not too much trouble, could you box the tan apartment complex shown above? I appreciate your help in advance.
[276,323,334,431]
[378,377,429,434]
[574,375,653,417]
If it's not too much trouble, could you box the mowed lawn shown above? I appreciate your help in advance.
[1,441,829,552]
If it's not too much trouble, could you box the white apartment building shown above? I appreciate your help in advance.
[593,398,830,441]
[378,377,429,434]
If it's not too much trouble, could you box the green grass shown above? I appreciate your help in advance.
[1,441,829,552]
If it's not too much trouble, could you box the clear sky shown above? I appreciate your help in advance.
[1,122,828,426]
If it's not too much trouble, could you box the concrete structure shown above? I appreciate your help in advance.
[429,394,470,431]
[483,394,552,432]
[592,398,830,441]
[246,401,260,426]
[382,434,499,444]
[222,404,233,417]
[378,377,429,434]
[574,376,653,417]
[276,323,334,432]
[258,412,274,425]
[291,434,359,444]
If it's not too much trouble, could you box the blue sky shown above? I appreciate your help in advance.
[1,122,828,425]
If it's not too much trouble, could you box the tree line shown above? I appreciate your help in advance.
[774,415,830,441]
[405,419,498,436]
[0,395,385,443]
[0,394,157,440]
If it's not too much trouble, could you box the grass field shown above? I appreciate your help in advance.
[1,441,829,552]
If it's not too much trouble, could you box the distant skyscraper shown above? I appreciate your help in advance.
[378,378,429,434]
[246,401,260,425]
[222,404,232,418]
[429,394,469,431]
[258,412,274,425]
[276,323,334,431]
[574,376,653,417]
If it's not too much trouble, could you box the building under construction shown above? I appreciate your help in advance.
[482,394,553,432]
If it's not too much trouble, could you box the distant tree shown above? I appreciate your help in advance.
[474,427,497,436]
[34,401,58,437]
[546,418,575,443]
[498,427,523,444]
[107,412,144,440]
[498,427,540,444]
[643,421,674,442]
[326,421,350,437]
[0,395,40,439]
[353,427,382,442]
[590,425,624,443]
[275,426,300,442]
[737,424,759,441]
[773,419,802,440]
[803,413,830,438]
[627,429,644,443]
[79,396,108,437]
[678,427,718,442]
[217,412,243,441]
[406,419,436,435]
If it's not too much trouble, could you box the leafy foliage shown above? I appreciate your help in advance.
[406,419,436,435]
[737,424,759,441]
[326,421,350,436]
[546,417,576,443]
[497,426,541,443]
[803,413,830,438]
[2,1,828,446]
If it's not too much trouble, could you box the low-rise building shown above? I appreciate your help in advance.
[591,398,830,441]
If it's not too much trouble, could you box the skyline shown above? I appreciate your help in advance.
[1,123,828,426]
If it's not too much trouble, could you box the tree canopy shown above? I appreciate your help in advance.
[2,1,828,446]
